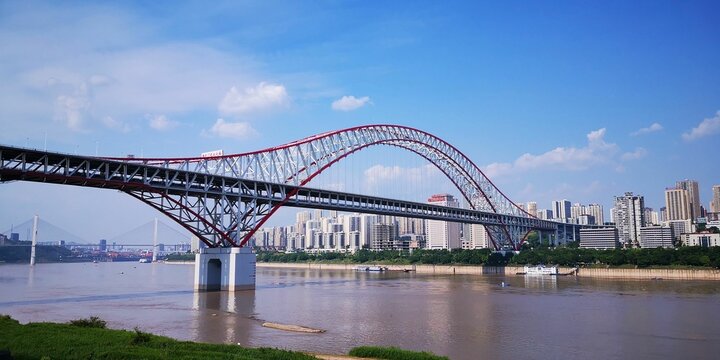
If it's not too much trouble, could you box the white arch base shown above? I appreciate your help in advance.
[194,248,256,291]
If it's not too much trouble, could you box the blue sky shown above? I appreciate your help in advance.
[1,1,719,241]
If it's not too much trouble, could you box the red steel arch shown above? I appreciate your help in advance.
[114,125,535,249]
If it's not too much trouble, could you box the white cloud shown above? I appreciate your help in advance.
[331,95,370,111]
[682,111,720,141]
[55,93,90,131]
[148,114,177,131]
[621,147,648,161]
[102,116,130,133]
[53,81,92,131]
[631,122,663,136]
[204,118,256,139]
[0,3,269,137]
[218,82,289,116]
[483,128,619,178]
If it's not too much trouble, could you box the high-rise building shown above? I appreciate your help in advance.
[359,214,380,249]
[676,180,701,220]
[643,208,657,225]
[295,211,312,239]
[612,192,645,247]
[370,223,397,250]
[586,204,605,224]
[570,203,585,220]
[526,202,537,216]
[552,200,571,222]
[426,194,461,249]
[665,188,691,221]
[397,217,425,235]
[536,209,553,220]
[467,224,491,249]
[305,219,321,249]
[711,185,720,214]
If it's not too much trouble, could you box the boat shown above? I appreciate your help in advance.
[138,258,151,263]
[522,265,558,276]
[355,265,387,272]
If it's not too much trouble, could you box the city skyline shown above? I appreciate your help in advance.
[1,1,720,240]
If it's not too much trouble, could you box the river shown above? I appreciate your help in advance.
[0,262,718,359]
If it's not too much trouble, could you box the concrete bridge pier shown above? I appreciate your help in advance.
[194,247,256,291]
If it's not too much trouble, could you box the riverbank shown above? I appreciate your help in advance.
[0,315,447,360]
[257,262,720,280]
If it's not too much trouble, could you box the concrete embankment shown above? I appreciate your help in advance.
[256,262,720,280]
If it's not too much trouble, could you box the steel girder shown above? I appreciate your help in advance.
[1,144,564,249]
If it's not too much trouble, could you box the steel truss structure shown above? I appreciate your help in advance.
[1,126,581,249]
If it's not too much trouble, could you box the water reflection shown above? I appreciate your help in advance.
[2,263,720,360]
[523,275,558,290]
[27,265,35,287]
[192,290,256,345]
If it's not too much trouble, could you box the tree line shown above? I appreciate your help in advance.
[255,246,720,268]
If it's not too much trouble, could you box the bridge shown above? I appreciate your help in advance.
[0,125,588,290]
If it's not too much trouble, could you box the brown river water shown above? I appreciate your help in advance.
[0,262,719,359]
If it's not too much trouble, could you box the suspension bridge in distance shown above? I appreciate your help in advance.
[0,125,592,291]
[1,216,193,264]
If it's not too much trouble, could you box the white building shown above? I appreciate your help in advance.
[467,224,491,249]
[570,203,585,220]
[586,204,605,225]
[612,192,645,247]
[526,202,537,216]
[681,233,720,247]
[579,228,619,249]
[426,194,461,249]
[639,226,674,249]
[305,219,321,249]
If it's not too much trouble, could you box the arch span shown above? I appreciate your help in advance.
[116,125,534,249]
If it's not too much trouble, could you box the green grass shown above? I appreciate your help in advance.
[0,315,315,360]
[349,346,448,360]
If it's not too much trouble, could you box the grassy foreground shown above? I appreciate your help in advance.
[349,346,449,360]
[0,315,314,360]
[0,315,447,360]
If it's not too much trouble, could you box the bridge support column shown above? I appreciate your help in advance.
[194,247,256,291]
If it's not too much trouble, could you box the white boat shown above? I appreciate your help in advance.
[523,265,558,275]
[138,258,151,263]
[355,265,387,272]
